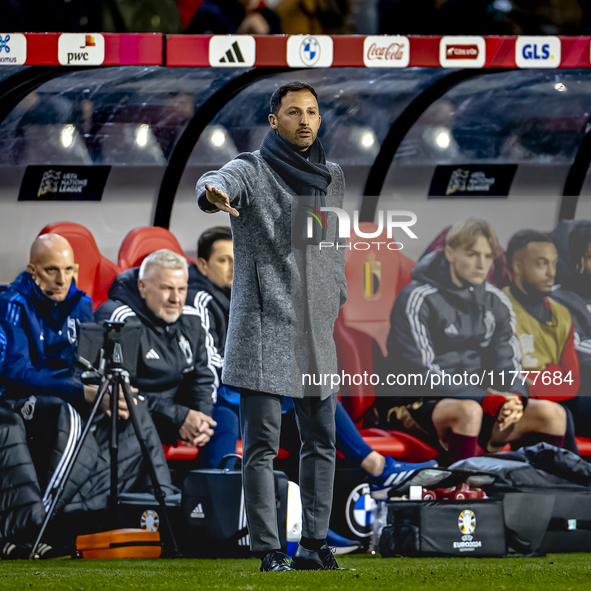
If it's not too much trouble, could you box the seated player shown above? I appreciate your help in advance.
[189,226,435,499]
[0,325,47,557]
[380,219,567,464]
[0,235,174,555]
[188,226,239,411]
[96,249,239,469]
[504,230,581,453]
[551,222,591,439]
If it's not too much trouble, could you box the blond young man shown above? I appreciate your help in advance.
[381,219,565,464]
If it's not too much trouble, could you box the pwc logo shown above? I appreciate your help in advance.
[58,34,105,66]
[440,36,485,68]
[515,36,560,68]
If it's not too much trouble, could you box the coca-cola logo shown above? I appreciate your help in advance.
[445,44,479,59]
[366,42,405,61]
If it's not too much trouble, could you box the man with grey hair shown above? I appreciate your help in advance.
[96,249,239,469]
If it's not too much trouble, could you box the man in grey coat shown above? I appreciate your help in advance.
[196,81,347,571]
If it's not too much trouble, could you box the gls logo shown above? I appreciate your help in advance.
[305,207,418,250]
[58,34,105,66]
[515,36,560,68]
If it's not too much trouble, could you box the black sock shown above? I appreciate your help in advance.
[300,537,324,551]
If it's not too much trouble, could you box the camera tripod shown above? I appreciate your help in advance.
[30,321,180,559]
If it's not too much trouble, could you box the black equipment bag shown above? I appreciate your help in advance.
[181,458,289,557]
[379,499,506,558]
[452,447,591,555]
[115,493,184,550]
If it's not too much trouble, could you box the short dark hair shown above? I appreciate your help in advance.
[506,230,553,270]
[569,222,591,272]
[270,81,319,114]
[197,226,232,261]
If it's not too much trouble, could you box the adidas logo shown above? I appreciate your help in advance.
[220,41,245,64]
[444,324,459,336]
[190,504,205,519]
[145,349,160,360]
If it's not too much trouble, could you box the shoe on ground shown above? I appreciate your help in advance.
[2,542,53,560]
[292,543,348,570]
[369,457,438,499]
[260,550,293,572]
[326,529,361,555]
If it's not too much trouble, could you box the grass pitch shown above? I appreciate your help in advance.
[1,554,590,591]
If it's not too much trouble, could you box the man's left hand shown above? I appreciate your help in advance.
[495,394,523,431]
[180,411,217,447]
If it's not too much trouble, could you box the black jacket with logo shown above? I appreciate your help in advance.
[187,264,231,357]
[95,269,219,444]
[381,251,527,408]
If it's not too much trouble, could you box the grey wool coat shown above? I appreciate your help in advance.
[196,150,347,399]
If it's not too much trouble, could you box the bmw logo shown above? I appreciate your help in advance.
[345,483,377,538]
[300,37,320,66]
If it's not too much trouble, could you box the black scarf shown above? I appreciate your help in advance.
[260,129,332,249]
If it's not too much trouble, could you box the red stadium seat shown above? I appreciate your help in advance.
[39,222,121,310]
[118,226,196,271]
[335,223,415,423]
[163,440,289,462]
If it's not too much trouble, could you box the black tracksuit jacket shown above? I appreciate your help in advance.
[380,251,527,411]
[95,268,219,444]
[187,264,231,358]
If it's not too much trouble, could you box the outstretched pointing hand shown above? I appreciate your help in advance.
[205,183,239,217]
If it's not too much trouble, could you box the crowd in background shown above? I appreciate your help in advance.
[2,0,591,36]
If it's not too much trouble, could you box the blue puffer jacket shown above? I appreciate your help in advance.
[0,324,5,397]
[0,272,93,410]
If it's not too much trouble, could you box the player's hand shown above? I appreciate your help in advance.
[179,410,218,447]
[496,395,523,431]
[84,384,99,404]
[205,183,239,217]
[104,384,135,420]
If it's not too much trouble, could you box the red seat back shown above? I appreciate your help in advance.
[118,227,196,271]
[335,223,416,423]
[39,222,121,310]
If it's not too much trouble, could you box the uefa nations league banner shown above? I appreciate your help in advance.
[18,165,111,201]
